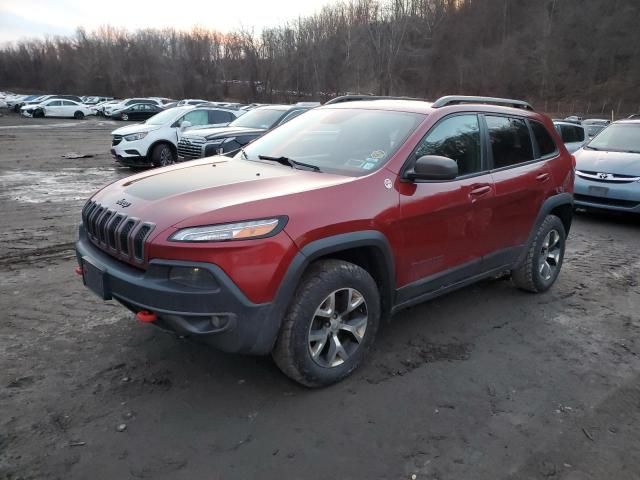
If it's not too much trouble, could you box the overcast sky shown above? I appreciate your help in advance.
[0,0,338,43]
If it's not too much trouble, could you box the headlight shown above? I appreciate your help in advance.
[124,132,148,141]
[170,217,285,242]
[206,139,224,145]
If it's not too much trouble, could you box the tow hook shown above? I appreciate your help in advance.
[74,266,83,276]
[136,310,157,323]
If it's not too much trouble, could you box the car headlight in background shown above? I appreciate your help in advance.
[124,132,148,141]
[170,217,285,242]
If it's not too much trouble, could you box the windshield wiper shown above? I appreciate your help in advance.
[585,146,599,150]
[258,155,321,172]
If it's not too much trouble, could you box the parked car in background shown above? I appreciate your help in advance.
[574,119,640,214]
[563,115,583,125]
[177,99,209,106]
[582,119,610,138]
[110,105,245,168]
[177,103,314,160]
[554,121,587,153]
[109,103,164,121]
[83,96,114,105]
[628,114,640,120]
[104,98,163,117]
[76,95,574,386]
[8,94,41,112]
[92,99,120,116]
[21,99,93,119]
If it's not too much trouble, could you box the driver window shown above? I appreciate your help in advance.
[414,114,482,176]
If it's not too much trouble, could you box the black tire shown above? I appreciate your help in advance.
[511,215,566,293]
[74,111,84,119]
[151,143,176,167]
[33,109,44,118]
[272,259,380,387]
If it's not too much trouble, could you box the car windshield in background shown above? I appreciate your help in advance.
[144,108,185,125]
[229,108,285,129]
[240,108,425,176]
[586,123,640,153]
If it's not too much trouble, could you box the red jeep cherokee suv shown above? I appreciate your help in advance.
[76,95,574,387]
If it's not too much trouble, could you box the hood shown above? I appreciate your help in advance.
[183,126,264,140]
[575,148,640,176]
[90,157,353,234]
[111,123,160,136]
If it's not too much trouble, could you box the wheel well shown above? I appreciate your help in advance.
[550,203,573,235]
[312,246,393,317]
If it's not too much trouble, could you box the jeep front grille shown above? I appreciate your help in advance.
[177,136,205,160]
[82,201,154,263]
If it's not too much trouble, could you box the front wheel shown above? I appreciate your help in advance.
[33,109,44,118]
[511,215,566,293]
[272,259,381,387]
[121,113,128,121]
[151,143,175,167]
[74,111,85,119]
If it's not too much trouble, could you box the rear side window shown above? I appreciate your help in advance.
[530,121,557,157]
[560,124,585,143]
[209,110,233,124]
[414,114,482,175]
[486,116,534,168]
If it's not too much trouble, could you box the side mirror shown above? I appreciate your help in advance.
[406,155,458,181]
[180,120,192,130]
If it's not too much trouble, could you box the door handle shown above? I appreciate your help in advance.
[469,185,492,197]
[536,172,551,182]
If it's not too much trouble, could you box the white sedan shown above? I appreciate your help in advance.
[21,99,93,119]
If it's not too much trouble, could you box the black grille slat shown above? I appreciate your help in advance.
[133,225,152,260]
[89,207,104,237]
[177,137,205,159]
[120,220,136,255]
[108,215,125,249]
[98,210,113,243]
[575,194,639,208]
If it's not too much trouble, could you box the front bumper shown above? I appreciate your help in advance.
[76,232,279,354]
[111,144,153,167]
[574,176,640,213]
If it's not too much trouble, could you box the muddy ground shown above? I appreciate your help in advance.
[0,112,639,480]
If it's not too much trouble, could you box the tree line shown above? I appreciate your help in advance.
[1,0,639,115]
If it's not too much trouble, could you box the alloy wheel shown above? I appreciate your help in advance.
[539,229,562,281]
[159,147,174,166]
[308,288,368,368]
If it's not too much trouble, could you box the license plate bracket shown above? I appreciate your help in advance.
[588,185,609,197]
[82,257,111,300]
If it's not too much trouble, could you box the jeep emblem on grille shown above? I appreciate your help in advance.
[116,198,132,208]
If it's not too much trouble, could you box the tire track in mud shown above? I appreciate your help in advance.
[0,242,75,268]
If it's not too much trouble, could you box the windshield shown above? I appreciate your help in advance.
[239,108,425,176]
[229,108,285,129]
[587,123,640,153]
[145,108,185,125]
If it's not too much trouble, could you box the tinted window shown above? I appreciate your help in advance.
[184,110,210,125]
[48,100,62,106]
[531,121,557,156]
[486,116,534,168]
[230,108,286,129]
[209,110,233,124]
[560,124,585,143]
[279,109,308,125]
[414,114,482,175]
[62,100,76,106]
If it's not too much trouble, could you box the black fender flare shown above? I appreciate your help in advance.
[515,192,574,268]
[254,230,396,352]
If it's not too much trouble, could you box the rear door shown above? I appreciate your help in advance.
[61,100,76,117]
[397,113,496,298]
[484,115,557,267]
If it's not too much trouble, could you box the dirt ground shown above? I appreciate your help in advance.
[0,112,639,480]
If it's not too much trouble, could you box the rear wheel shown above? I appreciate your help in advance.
[151,143,176,167]
[272,260,380,387]
[511,215,566,293]
[74,111,84,119]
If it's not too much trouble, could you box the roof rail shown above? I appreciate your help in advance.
[432,95,533,111]
[325,94,424,105]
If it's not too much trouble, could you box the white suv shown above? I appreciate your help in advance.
[110,105,244,168]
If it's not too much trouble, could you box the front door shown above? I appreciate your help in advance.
[397,113,496,301]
